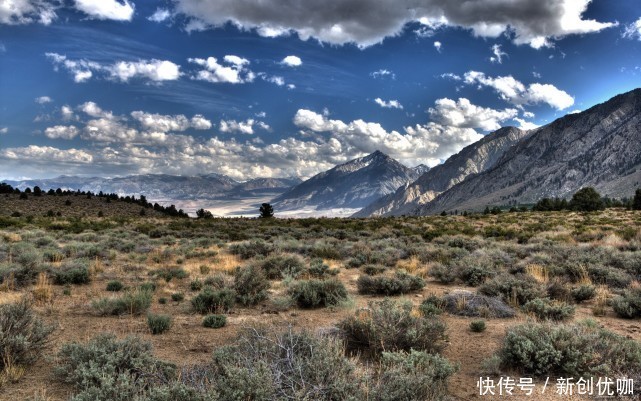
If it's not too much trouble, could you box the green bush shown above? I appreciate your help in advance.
[361,264,387,276]
[258,254,305,279]
[54,259,91,285]
[139,282,156,292]
[56,334,175,400]
[288,279,348,308]
[106,280,124,292]
[191,288,235,314]
[469,320,486,332]
[442,291,515,318]
[147,314,172,335]
[497,321,641,377]
[479,274,546,306]
[307,258,339,278]
[0,298,53,370]
[428,264,457,284]
[234,264,269,306]
[210,327,362,401]
[190,279,203,291]
[371,350,456,401]
[171,292,184,302]
[339,299,447,357]
[419,295,445,316]
[612,288,641,318]
[202,314,226,329]
[571,284,596,303]
[522,298,575,321]
[228,239,274,260]
[156,267,188,282]
[356,272,425,296]
[92,289,153,316]
[204,274,228,289]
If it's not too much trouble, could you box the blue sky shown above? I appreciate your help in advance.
[0,0,640,180]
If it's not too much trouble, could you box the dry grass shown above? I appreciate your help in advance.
[525,264,549,284]
[0,356,26,387]
[211,252,241,274]
[32,272,53,305]
[592,286,610,316]
[396,256,422,274]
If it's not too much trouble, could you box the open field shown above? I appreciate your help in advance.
[1,206,641,400]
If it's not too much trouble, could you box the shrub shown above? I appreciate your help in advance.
[258,254,305,279]
[428,264,456,284]
[191,288,235,314]
[171,292,184,302]
[288,279,348,308]
[147,314,172,335]
[571,284,596,303]
[339,299,447,357]
[612,288,641,318]
[229,239,273,260]
[569,187,604,212]
[204,274,227,289]
[106,280,124,292]
[307,258,339,278]
[0,298,53,371]
[522,298,575,321]
[202,314,226,329]
[156,267,188,282]
[190,279,203,291]
[56,334,175,400]
[92,289,153,316]
[371,350,456,401]
[479,274,546,306]
[210,327,362,401]
[469,320,486,333]
[356,272,425,296]
[497,322,641,377]
[441,291,515,318]
[139,282,156,292]
[419,295,445,316]
[234,264,269,306]
[362,264,386,276]
[158,297,167,305]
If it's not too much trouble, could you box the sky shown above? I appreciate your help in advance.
[0,0,640,181]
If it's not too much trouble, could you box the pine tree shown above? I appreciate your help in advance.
[259,203,274,218]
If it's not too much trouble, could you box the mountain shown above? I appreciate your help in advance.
[353,126,530,217]
[227,177,303,197]
[415,88,641,214]
[272,151,421,211]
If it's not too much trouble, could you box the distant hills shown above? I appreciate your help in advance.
[272,150,425,213]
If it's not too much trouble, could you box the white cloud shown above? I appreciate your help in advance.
[513,118,540,130]
[490,44,507,64]
[433,41,442,52]
[219,118,270,135]
[35,96,52,104]
[79,101,108,118]
[281,55,302,67]
[0,127,8,134]
[374,98,403,109]
[46,53,180,83]
[523,111,535,118]
[263,75,285,86]
[73,0,134,21]
[188,56,255,84]
[370,69,395,79]
[131,111,212,132]
[569,109,582,114]
[173,0,615,48]
[0,0,56,25]
[463,71,575,110]
[107,60,181,82]
[1,145,93,164]
[428,98,518,131]
[623,17,641,40]
[61,105,75,120]
[148,8,171,23]
[44,125,79,139]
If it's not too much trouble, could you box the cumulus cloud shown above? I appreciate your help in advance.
[428,98,518,131]
[35,96,52,104]
[46,53,181,83]
[490,44,507,64]
[0,0,56,25]
[281,55,302,67]
[370,69,395,79]
[463,71,574,110]
[44,125,79,139]
[173,0,615,48]
[513,118,540,130]
[1,145,93,164]
[374,98,403,109]
[148,8,171,23]
[219,119,270,135]
[61,105,75,120]
[0,127,8,134]
[131,111,212,132]
[623,17,641,40]
[433,41,442,52]
[188,56,254,84]
[73,0,134,21]
[260,74,285,86]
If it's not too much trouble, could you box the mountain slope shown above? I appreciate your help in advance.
[415,88,641,214]
[272,151,420,211]
[353,126,530,217]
